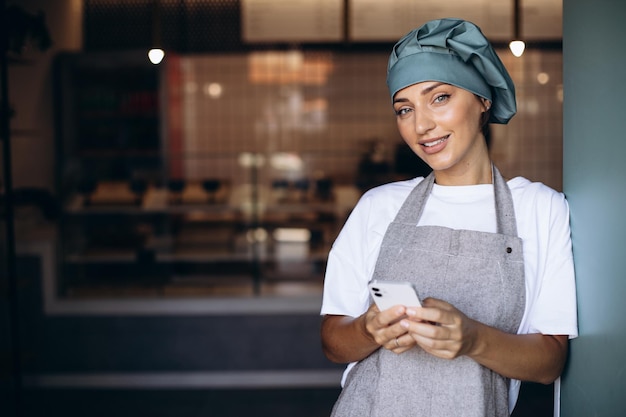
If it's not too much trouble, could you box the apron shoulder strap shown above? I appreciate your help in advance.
[492,166,518,237]
[388,166,518,237]
[392,172,435,225]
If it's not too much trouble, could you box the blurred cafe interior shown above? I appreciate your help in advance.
[2,0,563,416]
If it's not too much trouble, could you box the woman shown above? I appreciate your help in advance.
[320,18,578,416]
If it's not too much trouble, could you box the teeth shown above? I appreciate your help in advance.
[423,137,447,147]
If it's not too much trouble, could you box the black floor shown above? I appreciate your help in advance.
[15,382,552,417]
[20,388,341,417]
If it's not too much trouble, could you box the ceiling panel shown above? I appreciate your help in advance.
[240,0,561,44]
[349,0,513,41]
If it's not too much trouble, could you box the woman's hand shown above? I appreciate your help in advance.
[364,303,417,354]
[400,297,479,359]
[321,303,419,363]
[400,297,569,384]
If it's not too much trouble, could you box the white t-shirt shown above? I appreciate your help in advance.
[321,176,578,412]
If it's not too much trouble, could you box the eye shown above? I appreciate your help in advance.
[394,107,412,117]
[433,93,450,104]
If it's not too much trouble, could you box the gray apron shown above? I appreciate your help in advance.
[331,167,525,417]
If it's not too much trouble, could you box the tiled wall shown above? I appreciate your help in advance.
[167,48,563,191]
[493,50,563,190]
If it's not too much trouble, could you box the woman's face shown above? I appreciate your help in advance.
[393,82,490,180]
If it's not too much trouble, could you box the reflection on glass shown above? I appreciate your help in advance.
[52,48,563,303]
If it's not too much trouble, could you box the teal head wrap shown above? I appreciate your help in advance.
[387,18,516,124]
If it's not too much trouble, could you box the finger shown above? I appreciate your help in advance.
[405,306,448,327]
[421,297,451,309]
[394,333,417,351]
[401,318,442,339]
[413,334,463,360]
[385,334,415,353]
[422,298,452,313]
[376,305,408,326]
[365,306,409,346]
[401,318,467,359]
[381,333,397,351]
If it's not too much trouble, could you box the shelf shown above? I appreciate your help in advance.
[63,243,332,265]
[75,149,161,157]
[63,186,344,217]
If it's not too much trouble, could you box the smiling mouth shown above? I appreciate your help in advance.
[422,135,449,147]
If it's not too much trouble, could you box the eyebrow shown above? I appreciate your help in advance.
[420,82,446,95]
[393,82,447,104]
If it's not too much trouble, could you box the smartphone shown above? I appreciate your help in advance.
[368,280,422,311]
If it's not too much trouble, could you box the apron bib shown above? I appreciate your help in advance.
[331,167,525,417]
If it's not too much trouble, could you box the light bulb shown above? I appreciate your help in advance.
[509,40,525,57]
[148,48,165,64]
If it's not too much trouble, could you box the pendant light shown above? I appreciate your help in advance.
[148,0,165,64]
[148,48,165,65]
[509,0,525,57]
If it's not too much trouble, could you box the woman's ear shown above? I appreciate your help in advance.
[482,99,492,112]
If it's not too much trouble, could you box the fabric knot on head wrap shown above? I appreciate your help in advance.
[387,18,517,124]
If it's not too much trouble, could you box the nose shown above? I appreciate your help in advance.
[414,109,436,135]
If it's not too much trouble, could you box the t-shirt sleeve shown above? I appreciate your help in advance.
[524,188,578,338]
[320,195,375,317]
